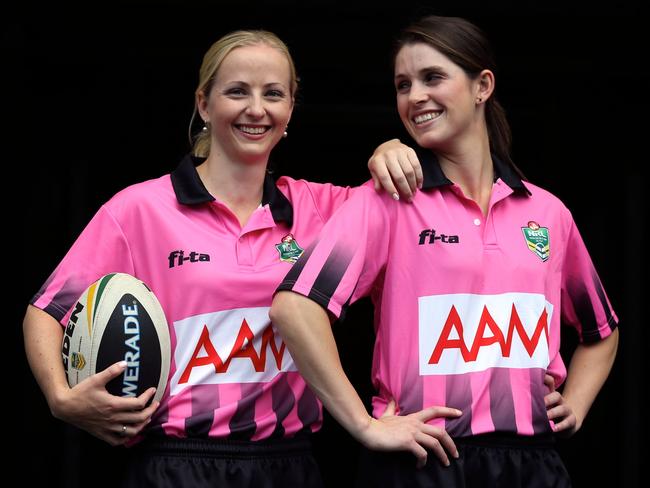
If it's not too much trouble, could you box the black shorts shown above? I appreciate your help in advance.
[122,435,323,488]
[356,433,571,488]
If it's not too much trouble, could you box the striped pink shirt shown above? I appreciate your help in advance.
[31,154,354,441]
[278,152,617,438]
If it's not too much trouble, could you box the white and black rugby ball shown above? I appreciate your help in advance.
[61,273,170,403]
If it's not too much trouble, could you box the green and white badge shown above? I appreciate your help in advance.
[275,233,304,263]
[522,221,550,262]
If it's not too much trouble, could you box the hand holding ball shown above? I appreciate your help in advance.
[61,273,171,404]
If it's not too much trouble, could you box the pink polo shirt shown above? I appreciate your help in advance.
[278,152,617,438]
[31,154,354,441]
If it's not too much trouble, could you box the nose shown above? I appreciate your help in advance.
[246,94,265,118]
[408,81,428,105]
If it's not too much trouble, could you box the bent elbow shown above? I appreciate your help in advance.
[269,291,297,328]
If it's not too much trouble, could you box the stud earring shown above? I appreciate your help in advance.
[283,125,288,138]
[202,120,210,132]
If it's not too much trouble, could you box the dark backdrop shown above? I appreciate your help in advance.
[7,1,645,486]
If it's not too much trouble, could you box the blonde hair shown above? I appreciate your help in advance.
[189,30,298,157]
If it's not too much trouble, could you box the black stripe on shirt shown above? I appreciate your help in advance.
[269,375,295,439]
[531,369,553,435]
[228,383,262,440]
[591,268,618,331]
[185,384,220,438]
[445,375,473,437]
[489,368,517,433]
[307,243,354,310]
[568,274,608,343]
[297,388,320,434]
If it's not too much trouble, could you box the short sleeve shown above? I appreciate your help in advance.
[276,185,390,319]
[30,204,135,326]
[560,219,618,343]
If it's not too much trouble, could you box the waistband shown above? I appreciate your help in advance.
[454,432,556,449]
[133,435,314,459]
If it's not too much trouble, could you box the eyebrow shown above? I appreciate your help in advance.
[223,80,288,89]
[394,66,445,80]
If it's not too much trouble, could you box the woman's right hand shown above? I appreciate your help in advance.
[357,400,461,468]
[51,361,159,446]
[368,139,422,201]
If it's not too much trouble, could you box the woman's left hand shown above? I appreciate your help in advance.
[368,139,422,201]
[544,373,580,436]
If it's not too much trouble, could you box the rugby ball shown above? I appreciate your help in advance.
[61,273,170,403]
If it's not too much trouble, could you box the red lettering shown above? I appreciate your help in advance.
[179,320,288,381]
[178,324,226,384]
[504,305,549,357]
[261,326,287,370]
[428,303,549,364]
[229,319,263,371]
[467,306,506,361]
[429,305,471,364]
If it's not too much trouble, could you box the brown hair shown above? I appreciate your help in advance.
[394,16,525,178]
[189,30,298,157]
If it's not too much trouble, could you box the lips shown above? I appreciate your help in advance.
[412,111,442,125]
[235,124,270,135]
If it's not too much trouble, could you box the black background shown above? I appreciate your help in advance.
[7,1,645,486]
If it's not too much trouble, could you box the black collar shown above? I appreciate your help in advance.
[418,148,531,195]
[170,154,294,226]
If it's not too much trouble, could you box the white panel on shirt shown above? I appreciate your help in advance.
[418,293,552,375]
[170,306,297,394]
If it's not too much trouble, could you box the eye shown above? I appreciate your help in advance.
[395,80,410,92]
[226,87,247,96]
[424,71,443,84]
[266,89,286,99]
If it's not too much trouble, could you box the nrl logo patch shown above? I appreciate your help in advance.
[522,221,549,262]
[275,233,304,264]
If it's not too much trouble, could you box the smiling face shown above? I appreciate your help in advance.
[394,42,483,152]
[198,43,294,164]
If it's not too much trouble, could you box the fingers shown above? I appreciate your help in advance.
[546,403,571,422]
[421,424,458,460]
[115,399,159,424]
[137,386,158,406]
[392,155,418,199]
[415,432,449,467]
[406,148,423,190]
[408,439,429,469]
[544,390,562,408]
[369,150,418,201]
[371,174,381,192]
[543,373,556,392]
[414,406,462,422]
[106,408,156,446]
[93,360,128,386]
[370,161,399,200]
[551,414,577,434]
[544,391,577,436]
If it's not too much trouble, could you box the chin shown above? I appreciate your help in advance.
[412,134,443,151]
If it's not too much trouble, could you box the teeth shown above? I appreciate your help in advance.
[239,126,267,134]
[413,112,441,124]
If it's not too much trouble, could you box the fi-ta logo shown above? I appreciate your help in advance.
[168,250,211,268]
[418,229,459,245]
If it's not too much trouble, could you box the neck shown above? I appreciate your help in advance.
[196,152,267,226]
[436,129,493,215]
